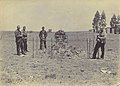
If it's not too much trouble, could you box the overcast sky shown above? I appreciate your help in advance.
[0,0,120,31]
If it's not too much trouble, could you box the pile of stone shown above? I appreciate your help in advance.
[51,45,87,59]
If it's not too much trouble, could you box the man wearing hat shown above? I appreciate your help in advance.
[21,26,29,52]
[14,25,25,55]
[92,28,107,59]
[39,26,47,50]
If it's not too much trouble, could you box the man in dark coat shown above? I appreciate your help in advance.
[39,26,47,50]
[14,25,25,55]
[21,26,29,52]
[92,29,107,59]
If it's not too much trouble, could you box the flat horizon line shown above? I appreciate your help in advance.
[0,30,90,32]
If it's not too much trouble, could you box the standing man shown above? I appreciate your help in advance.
[92,29,107,59]
[21,26,29,52]
[39,26,47,50]
[14,25,25,55]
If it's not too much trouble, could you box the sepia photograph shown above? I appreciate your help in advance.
[0,0,120,86]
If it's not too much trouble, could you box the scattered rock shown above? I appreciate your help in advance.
[107,49,113,51]
[37,61,40,62]
[44,68,48,71]
[45,74,56,79]
[5,78,12,83]
[100,68,108,73]
[61,76,63,78]
[110,72,117,76]
[68,76,70,78]
[73,65,79,67]
[61,66,63,68]
[16,77,23,83]
[100,67,116,75]
[81,69,84,72]
[66,54,70,57]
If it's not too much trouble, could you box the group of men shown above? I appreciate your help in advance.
[14,25,106,59]
[14,26,47,56]
[14,25,29,55]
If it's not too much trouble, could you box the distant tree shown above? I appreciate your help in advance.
[101,11,107,28]
[92,11,100,33]
[110,14,117,34]
[95,11,100,20]
[110,14,117,28]
[117,15,120,23]
[117,15,120,34]
[101,11,106,19]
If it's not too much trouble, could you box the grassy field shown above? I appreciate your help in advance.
[0,31,119,86]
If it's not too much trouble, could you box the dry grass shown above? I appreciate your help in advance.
[0,31,119,86]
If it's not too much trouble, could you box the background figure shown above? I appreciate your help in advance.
[39,26,47,50]
[14,25,25,55]
[92,29,107,59]
[21,26,28,52]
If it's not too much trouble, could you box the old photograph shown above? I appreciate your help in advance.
[0,0,120,86]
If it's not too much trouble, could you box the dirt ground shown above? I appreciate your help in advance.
[0,31,120,86]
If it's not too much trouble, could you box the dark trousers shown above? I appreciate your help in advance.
[40,39,46,50]
[92,42,105,59]
[16,41,24,55]
[23,39,28,51]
